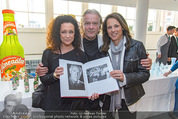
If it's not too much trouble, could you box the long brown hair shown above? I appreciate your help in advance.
[101,12,132,52]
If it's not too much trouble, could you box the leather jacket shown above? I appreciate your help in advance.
[100,38,150,106]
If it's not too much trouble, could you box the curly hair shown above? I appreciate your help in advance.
[46,15,81,51]
[101,12,132,52]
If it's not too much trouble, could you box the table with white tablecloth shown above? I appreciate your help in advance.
[129,75,178,119]
[0,79,43,111]
[0,75,177,116]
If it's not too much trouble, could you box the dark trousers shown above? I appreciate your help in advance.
[109,99,136,119]
[118,99,136,119]
[84,94,111,111]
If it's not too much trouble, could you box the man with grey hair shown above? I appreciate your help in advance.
[80,9,103,61]
[36,9,152,111]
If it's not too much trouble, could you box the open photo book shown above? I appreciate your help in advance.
[59,56,119,98]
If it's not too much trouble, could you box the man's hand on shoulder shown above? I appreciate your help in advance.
[141,53,152,70]
[36,62,48,76]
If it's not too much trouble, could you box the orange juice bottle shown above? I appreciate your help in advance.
[0,9,26,81]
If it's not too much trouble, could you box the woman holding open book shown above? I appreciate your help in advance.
[99,12,150,119]
[40,15,98,112]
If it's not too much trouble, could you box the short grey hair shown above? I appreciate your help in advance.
[82,9,102,28]
[80,9,102,37]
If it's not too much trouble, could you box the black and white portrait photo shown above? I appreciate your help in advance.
[87,64,110,83]
[59,57,119,97]
[67,64,85,90]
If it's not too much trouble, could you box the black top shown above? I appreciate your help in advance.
[40,48,87,111]
[83,37,100,61]
[83,36,111,111]
[168,36,178,59]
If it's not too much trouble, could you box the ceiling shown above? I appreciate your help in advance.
[69,0,178,11]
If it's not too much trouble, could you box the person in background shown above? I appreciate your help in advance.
[40,15,98,112]
[99,12,150,119]
[163,61,178,118]
[168,27,178,63]
[36,9,152,112]
[0,94,17,119]
[156,26,176,65]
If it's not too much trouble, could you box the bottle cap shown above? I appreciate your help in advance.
[2,9,15,14]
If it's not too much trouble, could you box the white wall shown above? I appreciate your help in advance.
[18,29,46,55]
[0,21,162,61]
[145,32,164,61]
[16,30,163,61]
[145,32,163,49]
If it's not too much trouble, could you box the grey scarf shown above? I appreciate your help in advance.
[111,38,124,70]
[109,36,126,112]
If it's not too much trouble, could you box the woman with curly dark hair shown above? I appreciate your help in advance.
[40,15,89,111]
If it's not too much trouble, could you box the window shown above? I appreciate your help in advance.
[4,0,45,28]
[88,3,100,12]
[29,0,45,13]
[9,0,28,11]
[2,0,7,9]
[53,0,68,15]
[126,7,136,31]
[126,7,136,20]
[89,3,112,22]
[147,9,157,31]
[160,10,175,32]
[117,6,136,31]
[100,4,112,18]
[53,0,82,23]
[2,0,178,32]
[175,12,178,27]
[117,6,126,18]
[69,1,82,16]
[127,20,135,31]
[15,12,28,28]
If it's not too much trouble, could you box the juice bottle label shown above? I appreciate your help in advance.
[25,85,29,92]
[0,55,25,81]
[3,21,17,35]
[34,83,39,90]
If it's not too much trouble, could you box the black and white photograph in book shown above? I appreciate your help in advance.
[87,64,110,83]
[67,64,85,90]
[59,57,119,97]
